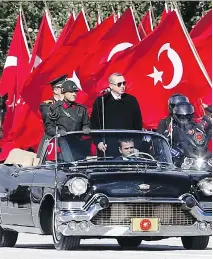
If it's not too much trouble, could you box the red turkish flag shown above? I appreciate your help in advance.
[138,9,153,39]
[95,10,211,129]
[29,10,56,71]
[0,10,30,139]
[0,11,31,160]
[5,10,56,145]
[160,8,171,23]
[190,9,212,38]
[190,10,212,105]
[21,13,114,111]
[77,7,140,95]
[4,10,56,146]
[52,10,76,51]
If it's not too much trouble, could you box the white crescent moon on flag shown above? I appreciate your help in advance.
[4,56,17,68]
[158,43,183,89]
[107,42,133,61]
[47,143,54,155]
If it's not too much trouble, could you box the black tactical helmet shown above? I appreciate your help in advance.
[61,80,79,93]
[173,102,194,126]
[168,94,189,114]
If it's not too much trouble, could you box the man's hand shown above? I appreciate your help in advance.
[83,127,90,134]
[58,129,67,136]
[97,142,107,152]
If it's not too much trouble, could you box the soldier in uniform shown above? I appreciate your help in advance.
[40,74,67,123]
[45,80,90,137]
[157,94,189,138]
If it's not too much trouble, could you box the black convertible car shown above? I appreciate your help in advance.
[0,130,212,250]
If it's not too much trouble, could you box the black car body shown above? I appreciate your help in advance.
[0,130,212,250]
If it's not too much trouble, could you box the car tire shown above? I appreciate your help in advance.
[117,237,142,249]
[0,227,18,247]
[181,236,209,250]
[52,211,80,250]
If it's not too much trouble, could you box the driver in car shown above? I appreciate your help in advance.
[116,139,138,160]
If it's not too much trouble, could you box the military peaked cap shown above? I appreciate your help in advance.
[49,74,68,88]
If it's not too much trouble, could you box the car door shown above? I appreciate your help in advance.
[2,166,35,226]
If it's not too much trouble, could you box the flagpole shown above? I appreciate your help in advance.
[173,1,212,87]
[43,0,59,38]
[97,2,103,24]
[149,1,155,29]
[130,0,146,39]
[80,1,91,31]
[110,3,116,22]
[19,4,33,50]
[165,2,169,13]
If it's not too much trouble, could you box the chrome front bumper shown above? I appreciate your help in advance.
[56,194,212,237]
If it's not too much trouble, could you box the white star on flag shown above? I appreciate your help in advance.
[8,95,16,111]
[147,66,163,85]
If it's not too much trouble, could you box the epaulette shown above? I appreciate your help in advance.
[43,100,54,104]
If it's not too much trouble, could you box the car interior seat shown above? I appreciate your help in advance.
[4,148,39,167]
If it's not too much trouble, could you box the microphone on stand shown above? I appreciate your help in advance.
[100,87,111,94]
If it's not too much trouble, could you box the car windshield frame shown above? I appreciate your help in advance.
[42,130,173,166]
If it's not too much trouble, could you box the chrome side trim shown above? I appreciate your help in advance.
[190,206,212,222]
[199,202,212,210]
[57,201,85,210]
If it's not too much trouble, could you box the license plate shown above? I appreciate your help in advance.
[131,218,159,232]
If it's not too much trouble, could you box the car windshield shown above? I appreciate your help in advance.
[45,130,172,165]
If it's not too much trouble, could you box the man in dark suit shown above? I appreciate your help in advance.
[90,73,142,155]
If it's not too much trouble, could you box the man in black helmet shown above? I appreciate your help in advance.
[40,74,67,123]
[45,80,90,137]
[157,93,189,138]
[171,102,211,167]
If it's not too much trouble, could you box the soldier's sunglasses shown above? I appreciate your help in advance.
[111,81,126,87]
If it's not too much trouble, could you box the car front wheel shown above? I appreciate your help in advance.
[117,237,142,249]
[0,227,18,247]
[181,236,209,250]
[52,210,80,250]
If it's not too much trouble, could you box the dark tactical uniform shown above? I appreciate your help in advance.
[45,80,90,137]
[171,102,211,167]
[157,115,172,137]
[157,94,189,138]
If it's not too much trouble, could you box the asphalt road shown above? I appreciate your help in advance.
[0,234,212,259]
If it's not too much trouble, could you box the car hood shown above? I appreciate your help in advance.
[86,169,191,198]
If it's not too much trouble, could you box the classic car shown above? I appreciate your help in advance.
[0,130,212,250]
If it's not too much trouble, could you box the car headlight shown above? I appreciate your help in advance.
[67,177,88,196]
[181,158,194,170]
[181,157,206,170]
[195,158,205,170]
[198,178,212,196]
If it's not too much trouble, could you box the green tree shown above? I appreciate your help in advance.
[0,1,211,74]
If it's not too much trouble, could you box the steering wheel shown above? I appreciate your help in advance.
[127,152,155,161]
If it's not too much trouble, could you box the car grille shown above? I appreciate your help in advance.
[91,203,196,226]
